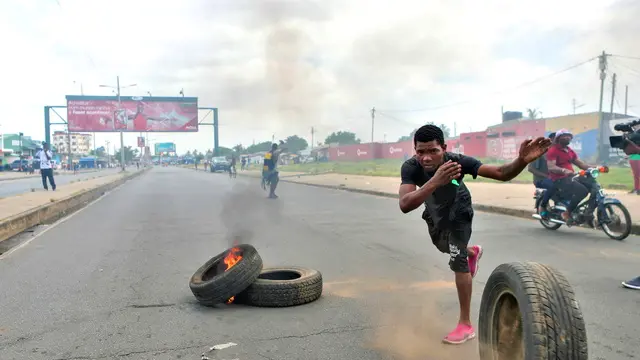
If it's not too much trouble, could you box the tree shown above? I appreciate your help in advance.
[217,146,235,156]
[283,135,308,153]
[184,150,193,157]
[526,108,541,120]
[245,141,272,154]
[233,144,244,153]
[324,131,360,145]
[113,146,137,164]
[205,149,213,159]
[89,147,106,158]
[396,123,450,142]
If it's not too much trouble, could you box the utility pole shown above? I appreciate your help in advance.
[625,85,629,115]
[370,107,375,143]
[454,122,457,137]
[597,50,608,162]
[610,73,617,121]
[572,98,585,115]
[310,126,315,149]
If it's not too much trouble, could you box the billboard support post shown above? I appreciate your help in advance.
[198,107,219,156]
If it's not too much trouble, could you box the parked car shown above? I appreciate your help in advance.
[11,159,29,171]
[210,156,230,172]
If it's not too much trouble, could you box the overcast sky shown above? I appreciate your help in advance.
[2,0,640,154]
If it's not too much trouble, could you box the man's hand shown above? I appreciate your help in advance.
[428,160,461,187]
[518,137,553,164]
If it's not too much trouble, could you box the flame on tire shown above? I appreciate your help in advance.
[222,247,243,304]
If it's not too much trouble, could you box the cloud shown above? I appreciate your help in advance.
[2,0,639,152]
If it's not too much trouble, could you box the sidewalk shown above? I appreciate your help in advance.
[0,169,99,181]
[242,170,639,227]
[0,171,138,220]
[0,170,146,243]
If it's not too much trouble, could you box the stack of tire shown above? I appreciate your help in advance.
[189,244,323,307]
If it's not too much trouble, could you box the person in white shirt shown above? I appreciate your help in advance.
[37,142,56,191]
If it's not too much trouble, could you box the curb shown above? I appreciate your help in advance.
[276,170,632,190]
[0,169,150,243]
[276,178,640,236]
[0,170,102,182]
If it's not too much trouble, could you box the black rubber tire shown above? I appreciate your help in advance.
[189,244,263,306]
[236,266,323,307]
[600,203,632,241]
[478,262,588,360]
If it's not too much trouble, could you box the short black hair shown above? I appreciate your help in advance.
[271,143,278,150]
[548,132,556,139]
[414,124,445,146]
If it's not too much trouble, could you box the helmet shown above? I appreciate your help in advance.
[555,129,573,138]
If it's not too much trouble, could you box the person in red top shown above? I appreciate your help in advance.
[546,129,595,224]
[133,102,148,131]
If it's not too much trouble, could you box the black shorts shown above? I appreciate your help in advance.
[423,211,473,273]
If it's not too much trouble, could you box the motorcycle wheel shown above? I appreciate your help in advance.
[599,203,632,241]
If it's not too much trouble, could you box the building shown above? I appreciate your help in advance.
[52,131,93,155]
[1,133,44,169]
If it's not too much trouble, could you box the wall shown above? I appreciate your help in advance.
[545,113,599,134]
[485,120,546,160]
[456,131,487,157]
[328,143,382,161]
[380,141,414,159]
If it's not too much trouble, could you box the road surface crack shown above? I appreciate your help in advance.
[52,343,206,360]
[256,325,376,341]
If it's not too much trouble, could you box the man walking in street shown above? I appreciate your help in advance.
[37,142,56,191]
[398,124,551,344]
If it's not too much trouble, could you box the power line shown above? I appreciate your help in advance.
[379,56,597,113]
[611,54,640,61]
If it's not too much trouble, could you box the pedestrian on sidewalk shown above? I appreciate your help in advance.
[628,153,640,195]
[398,124,551,345]
[37,142,56,191]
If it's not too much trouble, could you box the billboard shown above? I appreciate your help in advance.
[137,136,145,147]
[155,142,176,154]
[66,95,198,132]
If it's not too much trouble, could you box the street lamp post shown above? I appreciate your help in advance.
[99,76,136,172]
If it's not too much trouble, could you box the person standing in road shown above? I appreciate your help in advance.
[628,152,640,195]
[398,125,551,345]
[37,142,56,191]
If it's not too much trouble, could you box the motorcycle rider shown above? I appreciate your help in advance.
[528,132,556,218]
[546,129,595,224]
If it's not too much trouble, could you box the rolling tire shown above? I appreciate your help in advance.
[478,262,588,360]
[189,244,263,306]
[236,266,323,307]
[600,203,632,241]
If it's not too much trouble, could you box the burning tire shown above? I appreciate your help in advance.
[189,244,263,306]
[236,266,323,307]
[478,262,588,360]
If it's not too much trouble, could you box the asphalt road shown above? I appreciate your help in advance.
[0,166,638,360]
[0,169,121,198]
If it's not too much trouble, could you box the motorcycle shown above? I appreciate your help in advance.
[532,166,632,240]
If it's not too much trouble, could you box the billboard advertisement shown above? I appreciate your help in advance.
[155,142,176,154]
[66,95,198,132]
[137,136,145,147]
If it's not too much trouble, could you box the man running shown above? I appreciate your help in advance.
[398,124,551,344]
[262,142,286,199]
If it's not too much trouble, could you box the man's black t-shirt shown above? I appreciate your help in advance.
[401,152,482,229]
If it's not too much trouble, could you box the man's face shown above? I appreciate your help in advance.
[557,135,572,146]
[415,140,446,171]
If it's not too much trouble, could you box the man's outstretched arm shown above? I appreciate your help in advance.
[477,157,528,182]
[477,137,552,182]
